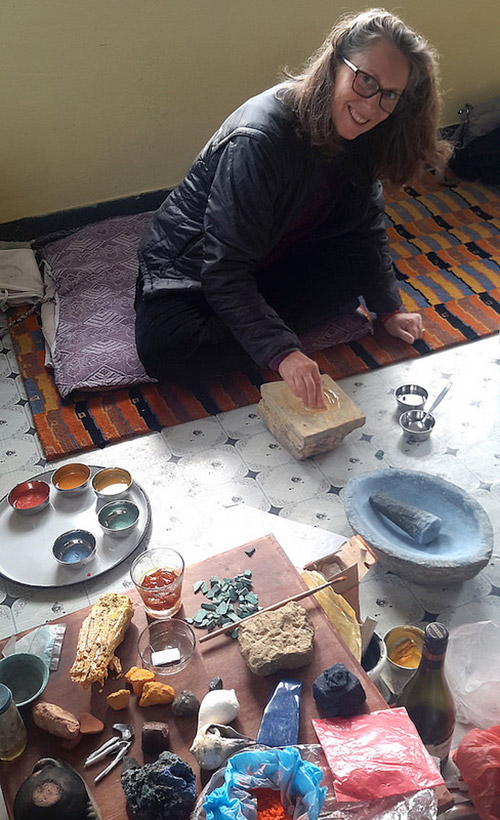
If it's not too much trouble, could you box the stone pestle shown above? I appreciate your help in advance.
[369,493,442,545]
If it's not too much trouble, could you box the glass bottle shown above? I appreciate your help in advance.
[396,622,455,770]
[0,683,27,761]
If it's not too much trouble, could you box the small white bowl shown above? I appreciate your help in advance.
[92,467,132,500]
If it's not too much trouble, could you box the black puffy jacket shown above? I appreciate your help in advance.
[138,85,401,367]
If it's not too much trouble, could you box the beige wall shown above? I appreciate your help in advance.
[1,1,498,222]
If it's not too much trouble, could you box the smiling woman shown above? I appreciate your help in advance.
[331,43,410,140]
[134,9,451,410]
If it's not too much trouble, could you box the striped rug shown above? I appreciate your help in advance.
[10,174,500,460]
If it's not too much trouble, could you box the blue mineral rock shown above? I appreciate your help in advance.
[256,679,302,746]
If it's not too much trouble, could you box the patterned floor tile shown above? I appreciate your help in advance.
[406,572,493,614]
[0,378,23,408]
[437,595,500,630]
[176,445,248,490]
[216,405,267,439]
[256,461,330,507]
[0,404,34,439]
[279,494,355,538]
[456,437,500,484]
[161,415,228,455]
[314,432,389,486]
[0,434,44,478]
[10,583,90,633]
[235,430,296,470]
[358,572,425,633]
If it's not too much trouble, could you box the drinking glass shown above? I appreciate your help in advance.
[130,548,184,619]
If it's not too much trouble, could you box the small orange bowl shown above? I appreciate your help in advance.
[8,480,50,515]
[52,463,91,496]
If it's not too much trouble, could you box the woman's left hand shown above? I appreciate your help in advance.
[383,312,423,344]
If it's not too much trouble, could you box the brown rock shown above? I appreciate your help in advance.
[141,721,170,756]
[237,602,314,676]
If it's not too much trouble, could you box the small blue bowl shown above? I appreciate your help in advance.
[0,653,49,707]
[53,529,96,568]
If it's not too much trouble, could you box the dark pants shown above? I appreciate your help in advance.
[135,237,379,382]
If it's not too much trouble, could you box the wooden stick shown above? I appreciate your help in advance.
[198,575,347,644]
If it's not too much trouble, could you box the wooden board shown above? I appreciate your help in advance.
[0,535,395,819]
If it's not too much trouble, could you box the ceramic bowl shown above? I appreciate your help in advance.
[399,409,435,441]
[137,619,196,677]
[8,480,50,515]
[0,653,49,707]
[384,625,424,670]
[92,467,132,499]
[52,463,91,496]
[394,384,428,412]
[52,529,96,568]
[98,499,139,538]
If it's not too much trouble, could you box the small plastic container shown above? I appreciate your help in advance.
[0,683,27,761]
[137,619,196,677]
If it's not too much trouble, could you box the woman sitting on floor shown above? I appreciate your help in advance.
[135,8,451,408]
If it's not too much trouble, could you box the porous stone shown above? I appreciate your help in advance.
[258,375,365,459]
[237,602,314,676]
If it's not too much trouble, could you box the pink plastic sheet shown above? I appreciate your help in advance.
[312,708,444,802]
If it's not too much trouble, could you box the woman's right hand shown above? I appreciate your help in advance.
[278,351,325,409]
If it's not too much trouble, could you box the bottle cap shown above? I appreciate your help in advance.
[424,621,449,653]
[0,683,13,715]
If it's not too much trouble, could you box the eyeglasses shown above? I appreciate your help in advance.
[343,58,406,114]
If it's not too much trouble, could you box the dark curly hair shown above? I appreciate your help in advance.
[280,8,452,184]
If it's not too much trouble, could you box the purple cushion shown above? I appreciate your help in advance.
[38,213,155,397]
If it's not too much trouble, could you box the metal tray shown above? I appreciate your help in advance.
[0,465,151,587]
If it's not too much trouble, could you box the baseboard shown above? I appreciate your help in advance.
[0,188,171,242]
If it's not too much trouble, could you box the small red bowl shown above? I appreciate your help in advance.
[8,480,50,515]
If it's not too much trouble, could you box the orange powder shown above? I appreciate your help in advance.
[253,789,289,820]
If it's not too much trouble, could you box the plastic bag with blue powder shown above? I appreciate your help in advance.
[203,746,326,820]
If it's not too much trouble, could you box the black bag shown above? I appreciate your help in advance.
[448,99,500,184]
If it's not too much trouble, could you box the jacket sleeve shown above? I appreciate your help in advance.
[201,135,301,368]
[356,181,403,314]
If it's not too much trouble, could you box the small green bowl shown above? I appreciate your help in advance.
[0,653,49,707]
[98,499,139,538]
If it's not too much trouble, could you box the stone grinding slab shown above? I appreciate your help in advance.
[258,375,366,459]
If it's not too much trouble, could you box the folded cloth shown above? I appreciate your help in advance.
[300,308,373,354]
[0,249,45,310]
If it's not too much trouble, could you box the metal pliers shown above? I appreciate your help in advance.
[84,736,132,783]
